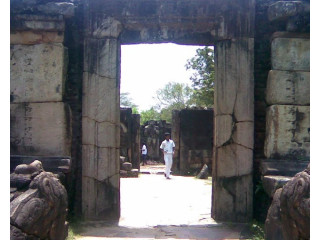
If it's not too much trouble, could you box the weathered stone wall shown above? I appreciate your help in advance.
[10,0,85,217]
[264,33,310,159]
[171,109,213,175]
[253,0,310,222]
[140,120,171,161]
[120,108,141,170]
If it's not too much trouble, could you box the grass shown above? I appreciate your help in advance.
[66,218,85,240]
[250,220,265,240]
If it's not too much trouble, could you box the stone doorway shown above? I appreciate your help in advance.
[82,0,254,223]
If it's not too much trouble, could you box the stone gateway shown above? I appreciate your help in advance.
[10,0,309,231]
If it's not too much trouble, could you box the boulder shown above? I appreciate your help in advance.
[122,162,132,171]
[196,164,209,179]
[265,164,310,240]
[10,161,68,240]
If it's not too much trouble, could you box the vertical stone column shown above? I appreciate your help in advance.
[171,110,181,173]
[131,114,141,170]
[82,15,122,219]
[213,38,254,222]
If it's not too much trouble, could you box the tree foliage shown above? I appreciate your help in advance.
[120,92,138,109]
[185,46,214,108]
[140,107,161,125]
[154,82,194,122]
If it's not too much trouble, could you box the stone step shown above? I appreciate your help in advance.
[259,159,309,177]
[262,175,292,198]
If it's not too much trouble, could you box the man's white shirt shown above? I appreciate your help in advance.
[160,139,175,154]
[142,145,147,155]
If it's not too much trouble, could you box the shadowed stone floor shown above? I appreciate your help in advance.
[75,165,251,239]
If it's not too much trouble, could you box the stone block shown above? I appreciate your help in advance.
[262,175,292,198]
[36,2,75,18]
[266,70,310,105]
[10,102,72,156]
[82,117,96,146]
[127,169,139,178]
[97,147,118,181]
[268,1,305,21]
[232,122,254,149]
[97,122,119,148]
[271,35,310,71]
[10,31,64,44]
[215,114,233,147]
[216,144,253,178]
[215,38,254,121]
[264,105,310,159]
[82,72,119,123]
[84,38,119,79]
[213,174,252,222]
[122,162,132,171]
[92,17,123,38]
[10,43,67,103]
[12,19,65,31]
[259,159,310,177]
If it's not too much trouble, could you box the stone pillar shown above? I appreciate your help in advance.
[171,110,180,173]
[10,14,72,158]
[82,15,122,220]
[213,38,254,222]
[264,32,310,159]
[131,114,141,170]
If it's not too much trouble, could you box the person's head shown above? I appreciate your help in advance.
[165,132,170,141]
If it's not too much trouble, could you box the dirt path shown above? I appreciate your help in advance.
[75,169,251,239]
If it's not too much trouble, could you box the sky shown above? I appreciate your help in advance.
[120,43,202,111]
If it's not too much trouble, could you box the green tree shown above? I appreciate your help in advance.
[154,82,194,122]
[185,46,214,108]
[140,107,161,125]
[120,92,138,109]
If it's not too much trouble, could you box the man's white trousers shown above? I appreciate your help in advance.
[164,153,173,178]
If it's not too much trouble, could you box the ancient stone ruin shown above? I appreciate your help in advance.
[265,164,310,240]
[171,109,213,175]
[120,108,141,170]
[10,161,68,240]
[140,120,171,161]
[10,0,310,236]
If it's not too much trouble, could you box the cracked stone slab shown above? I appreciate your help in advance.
[271,34,310,71]
[264,105,310,159]
[266,70,310,105]
[10,43,67,103]
[10,102,72,156]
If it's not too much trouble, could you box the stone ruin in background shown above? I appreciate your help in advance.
[140,120,171,162]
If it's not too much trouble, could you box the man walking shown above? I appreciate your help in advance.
[141,143,147,166]
[160,132,175,179]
